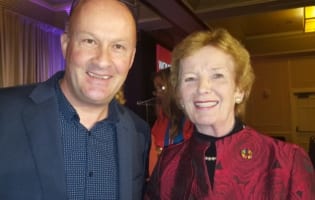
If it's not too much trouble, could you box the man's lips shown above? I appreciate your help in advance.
[194,100,218,108]
[87,71,111,80]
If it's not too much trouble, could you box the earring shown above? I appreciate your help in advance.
[235,97,242,104]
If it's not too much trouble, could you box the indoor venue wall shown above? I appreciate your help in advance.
[246,55,315,151]
[0,6,64,88]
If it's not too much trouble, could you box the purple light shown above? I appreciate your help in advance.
[30,0,71,15]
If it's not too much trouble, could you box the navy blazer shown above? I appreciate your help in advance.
[0,72,151,200]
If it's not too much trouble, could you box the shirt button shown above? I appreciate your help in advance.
[89,171,93,177]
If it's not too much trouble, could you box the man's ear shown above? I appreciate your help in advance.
[60,33,69,58]
[128,48,136,70]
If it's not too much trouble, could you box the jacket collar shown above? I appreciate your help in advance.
[23,71,67,199]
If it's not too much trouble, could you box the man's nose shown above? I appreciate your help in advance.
[93,46,112,67]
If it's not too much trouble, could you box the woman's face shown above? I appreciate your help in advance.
[178,45,244,135]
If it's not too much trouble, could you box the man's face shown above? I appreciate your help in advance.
[60,0,136,107]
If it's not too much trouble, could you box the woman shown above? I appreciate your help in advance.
[149,67,193,176]
[145,28,315,199]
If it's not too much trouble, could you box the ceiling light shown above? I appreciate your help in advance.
[304,6,315,33]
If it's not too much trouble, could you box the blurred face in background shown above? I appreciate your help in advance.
[60,0,136,108]
[153,76,167,101]
[178,45,244,136]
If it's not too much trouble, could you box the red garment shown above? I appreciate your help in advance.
[145,127,315,200]
[149,110,194,176]
[151,109,193,148]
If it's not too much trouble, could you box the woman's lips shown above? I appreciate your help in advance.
[194,100,218,108]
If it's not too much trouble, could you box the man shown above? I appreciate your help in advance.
[0,0,150,199]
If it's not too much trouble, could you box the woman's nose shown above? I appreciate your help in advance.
[198,78,211,94]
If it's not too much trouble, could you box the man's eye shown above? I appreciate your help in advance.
[80,39,97,47]
[113,44,126,50]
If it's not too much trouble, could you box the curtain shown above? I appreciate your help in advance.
[0,7,65,88]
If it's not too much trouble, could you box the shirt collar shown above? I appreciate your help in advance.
[55,76,78,122]
[55,76,120,124]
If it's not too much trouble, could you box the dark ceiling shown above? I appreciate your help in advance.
[140,0,315,51]
[1,0,315,55]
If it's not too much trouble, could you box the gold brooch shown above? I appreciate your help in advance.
[241,148,253,160]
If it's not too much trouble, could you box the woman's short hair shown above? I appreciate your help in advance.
[170,28,255,119]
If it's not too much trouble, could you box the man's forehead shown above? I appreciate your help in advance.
[69,0,137,17]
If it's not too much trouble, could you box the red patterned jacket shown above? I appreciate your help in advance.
[145,127,315,200]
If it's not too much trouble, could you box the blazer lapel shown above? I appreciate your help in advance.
[116,107,149,200]
[23,82,67,200]
[116,119,133,200]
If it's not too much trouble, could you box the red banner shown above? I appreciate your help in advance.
[156,44,171,71]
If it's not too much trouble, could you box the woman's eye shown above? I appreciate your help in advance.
[184,77,196,82]
[212,73,224,79]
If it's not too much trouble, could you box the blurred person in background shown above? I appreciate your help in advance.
[149,67,193,176]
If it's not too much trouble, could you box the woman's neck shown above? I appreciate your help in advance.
[196,117,244,138]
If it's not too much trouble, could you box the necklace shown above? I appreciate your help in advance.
[204,156,216,161]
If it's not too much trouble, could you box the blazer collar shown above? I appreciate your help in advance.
[114,102,147,199]
[23,71,67,200]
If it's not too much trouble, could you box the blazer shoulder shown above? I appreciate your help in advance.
[0,72,64,109]
[0,84,37,108]
[116,103,150,132]
[0,84,37,97]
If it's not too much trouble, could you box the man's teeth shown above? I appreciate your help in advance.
[195,101,218,108]
[87,72,110,80]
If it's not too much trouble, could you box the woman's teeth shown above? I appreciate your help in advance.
[195,101,218,108]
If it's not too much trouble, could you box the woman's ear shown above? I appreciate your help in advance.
[235,88,245,104]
